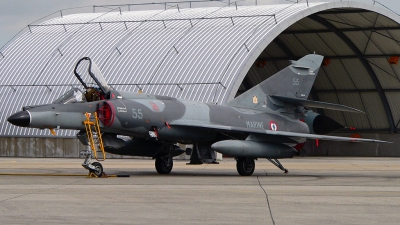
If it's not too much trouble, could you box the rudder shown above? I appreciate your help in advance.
[227,54,324,110]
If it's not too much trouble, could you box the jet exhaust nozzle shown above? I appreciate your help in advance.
[7,111,31,127]
[301,111,344,134]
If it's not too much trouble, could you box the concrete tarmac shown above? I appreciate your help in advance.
[0,157,399,225]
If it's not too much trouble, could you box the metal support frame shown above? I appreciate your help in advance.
[28,14,277,30]
[243,43,249,52]
[310,15,396,133]
[218,82,226,89]
[173,46,179,54]
[9,86,16,92]
[315,9,370,14]
[314,89,400,93]
[257,54,399,61]
[57,48,63,56]
[115,47,122,55]
[372,0,400,17]
[93,0,227,12]
[176,84,183,90]
[282,26,400,34]
[0,82,223,88]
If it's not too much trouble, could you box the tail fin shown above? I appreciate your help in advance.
[227,54,324,110]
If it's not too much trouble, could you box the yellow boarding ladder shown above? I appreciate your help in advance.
[83,112,106,161]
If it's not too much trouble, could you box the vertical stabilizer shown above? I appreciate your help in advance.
[227,54,324,110]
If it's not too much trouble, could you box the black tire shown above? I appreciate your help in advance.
[155,157,173,174]
[90,162,103,177]
[236,157,255,176]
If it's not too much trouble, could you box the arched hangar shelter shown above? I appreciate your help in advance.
[1,1,400,157]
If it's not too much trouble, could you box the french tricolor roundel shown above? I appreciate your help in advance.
[270,121,278,131]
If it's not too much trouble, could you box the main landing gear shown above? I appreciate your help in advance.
[155,157,173,174]
[236,157,255,176]
[154,144,175,174]
[235,157,289,176]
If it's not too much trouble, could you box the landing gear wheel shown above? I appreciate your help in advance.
[236,157,255,176]
[155,157,173,174]
[90,162,103,177]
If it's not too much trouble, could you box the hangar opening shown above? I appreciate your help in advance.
[239,7,400,135]
[1,1,400,157]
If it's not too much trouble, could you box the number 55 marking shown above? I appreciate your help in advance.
[132,108,143,119]
[293,78,299,86]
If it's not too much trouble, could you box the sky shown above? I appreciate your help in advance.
[0,0,399,49]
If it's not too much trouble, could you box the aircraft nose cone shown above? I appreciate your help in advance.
[7,111,31,127]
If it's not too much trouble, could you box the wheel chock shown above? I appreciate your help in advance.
[87,172,99,178]
[87,172,130,178]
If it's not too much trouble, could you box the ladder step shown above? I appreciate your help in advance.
[84,112,106,161]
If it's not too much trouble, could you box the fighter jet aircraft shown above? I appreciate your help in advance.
[7,54,388,176]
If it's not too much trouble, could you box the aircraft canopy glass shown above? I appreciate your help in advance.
[53,88,85,104]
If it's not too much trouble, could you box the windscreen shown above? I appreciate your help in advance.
[53,88,85,104]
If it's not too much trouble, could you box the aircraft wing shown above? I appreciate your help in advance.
[169,122,390,143]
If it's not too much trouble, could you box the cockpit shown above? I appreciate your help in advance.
[53,57,116,104]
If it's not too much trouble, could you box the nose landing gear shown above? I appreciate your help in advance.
[81,149,105,177]
[80,112,107,177]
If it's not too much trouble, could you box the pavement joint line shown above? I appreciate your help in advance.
[257,175,275,225]
[0,173,87,177]
[0,173,128,178]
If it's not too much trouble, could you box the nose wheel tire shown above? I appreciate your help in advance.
[236,157,255,176]
[155,157,173,174]
[90,162,103,177]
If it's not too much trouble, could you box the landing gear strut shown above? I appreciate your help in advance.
[81,148,103,176]
[236,157,255,176]
[155,157,173,174]
[267,158,288,173]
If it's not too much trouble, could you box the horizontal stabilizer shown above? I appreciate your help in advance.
[270,95,364,113]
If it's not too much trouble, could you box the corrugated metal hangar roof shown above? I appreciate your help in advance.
[1,0,400,137]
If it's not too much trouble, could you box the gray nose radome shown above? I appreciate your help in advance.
[7,111,31,127]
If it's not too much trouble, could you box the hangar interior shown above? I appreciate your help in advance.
[1,0,400,157]
[245,7,400,134]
